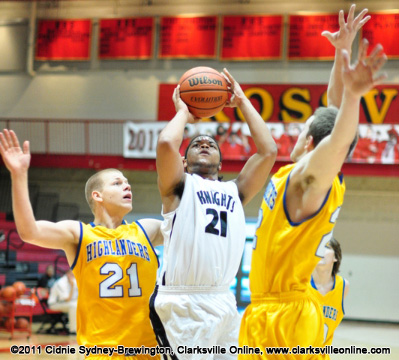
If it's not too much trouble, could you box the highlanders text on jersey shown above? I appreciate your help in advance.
[310,275,346,347]
[71,221,159,348]
[159,173,246,287]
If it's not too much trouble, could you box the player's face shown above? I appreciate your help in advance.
[290,116,314,162]
[185,136,221,175]
[100,171,133,213]
[317,245,336,267]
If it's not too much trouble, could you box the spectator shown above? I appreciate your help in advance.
[37,264,56,289]
[48,270,78,335]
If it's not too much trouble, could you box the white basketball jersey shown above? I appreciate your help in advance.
[159,173,246,287]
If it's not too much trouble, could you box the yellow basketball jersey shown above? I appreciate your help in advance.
[310,275,346,347]
[71,220,159,349]
[250,163,345,294]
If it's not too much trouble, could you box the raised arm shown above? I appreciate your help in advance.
[0,130,80,265]
[323,4,370,108]
[156,87,199,213]
[223,69,277,206]
[291,40,387,215]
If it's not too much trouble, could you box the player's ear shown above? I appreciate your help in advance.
[305,135,314,151]
[92,191,103,204]
[183,157,188,171]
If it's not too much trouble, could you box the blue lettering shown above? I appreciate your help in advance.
[98,240,103,257]
[221,193,226,207]
[143,246,150,261]
[226,195,233,210]
[204,191,212,204]
[197,191,207,204]
[115,240,121,256]
[126,240,134,255]
[137,243,145,258]
[109,240,116,255]
[103,240,110,256]
[86,244,92,262]
[119,239,127,256]
[212,191,220,205]
[131,242,140,257]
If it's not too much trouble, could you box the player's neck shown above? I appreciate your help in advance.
[93,211,125,229]
[313,266,334,287]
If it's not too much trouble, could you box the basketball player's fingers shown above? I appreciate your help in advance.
[0,132,7,150]
[10,130,21,149]
[373,72,388,86]
[346,4,355,27]
[358,38,369,63]
[357,15,371,29]
[3,129,13,149]
[338,9,345,28]
[321,31,333,42]
[353,8,369,28]
[368,43,384,60]
[372,54,387,73]
[23,141,30,155]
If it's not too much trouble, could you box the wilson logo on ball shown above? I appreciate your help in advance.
[188,76,223,87]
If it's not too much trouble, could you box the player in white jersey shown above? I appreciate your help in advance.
[151,68,277,359]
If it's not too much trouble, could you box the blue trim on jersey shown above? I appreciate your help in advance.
[310,276,317,290]
[90,222,95,227]
[331,274,336,290]
[136,220,160,268]
[70,222,83,270]
[283,171,333,226]
[338,172,344,184]
[342,278,346,315]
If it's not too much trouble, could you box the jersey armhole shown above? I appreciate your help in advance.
[342,279,346,315]
[136,220,160,268]
[70,222,83,270]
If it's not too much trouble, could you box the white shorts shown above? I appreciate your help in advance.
[149,285,241,360]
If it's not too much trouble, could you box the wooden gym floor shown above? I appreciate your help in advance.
[0,320,398,359]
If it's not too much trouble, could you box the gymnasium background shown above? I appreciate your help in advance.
[0,0,398,326]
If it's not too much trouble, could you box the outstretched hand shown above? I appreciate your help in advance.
[0,129,31,175]
[341,39,387,97]
[223,68,246,108]
[172,85,201,123]
[322,4,370,51]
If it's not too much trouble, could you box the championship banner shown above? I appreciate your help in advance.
[123,121,399,165]
[220,15,283,60]
[288,14,339,60]
[35,19,91,60]
[99,18,154,59]
[159,16,218,58]
[362,11,399,58]
[158,84,399,125]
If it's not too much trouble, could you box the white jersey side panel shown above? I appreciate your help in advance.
[159,173,246,287]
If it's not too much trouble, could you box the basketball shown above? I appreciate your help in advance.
[178,67,229,118]
[15,317,29,329]
[0,301,5,315]
[13,281,26,296]
[1,286,16,301]
[4,317,16,331]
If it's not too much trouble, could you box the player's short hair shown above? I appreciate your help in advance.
[329,237,342,277]
[184,134,222,162]
[307,107,358,157]
[85,168,121,214]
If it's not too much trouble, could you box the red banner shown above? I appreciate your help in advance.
[220,15,283,60]
[35,19,91,60]
[288,14,339,60]
[99,18,154,59]
[362,12,399,58]
[158,83,399,124]
[159,16,218,58]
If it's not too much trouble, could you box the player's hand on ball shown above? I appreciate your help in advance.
[173,86,201,123]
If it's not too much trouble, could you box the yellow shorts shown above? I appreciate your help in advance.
[239,290,325,360]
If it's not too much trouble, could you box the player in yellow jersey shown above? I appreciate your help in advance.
[0,130,163,360]
[310,238,349,358]
[239,5,387,359]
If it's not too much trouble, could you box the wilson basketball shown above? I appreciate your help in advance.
[1,286,16,301]
[13,281,26,296]
[178,67,229,118]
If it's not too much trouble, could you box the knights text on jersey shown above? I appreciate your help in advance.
[71,221,159,348]
[250,163,346,294]
[159,173,246,287]
[310,275,346,346]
